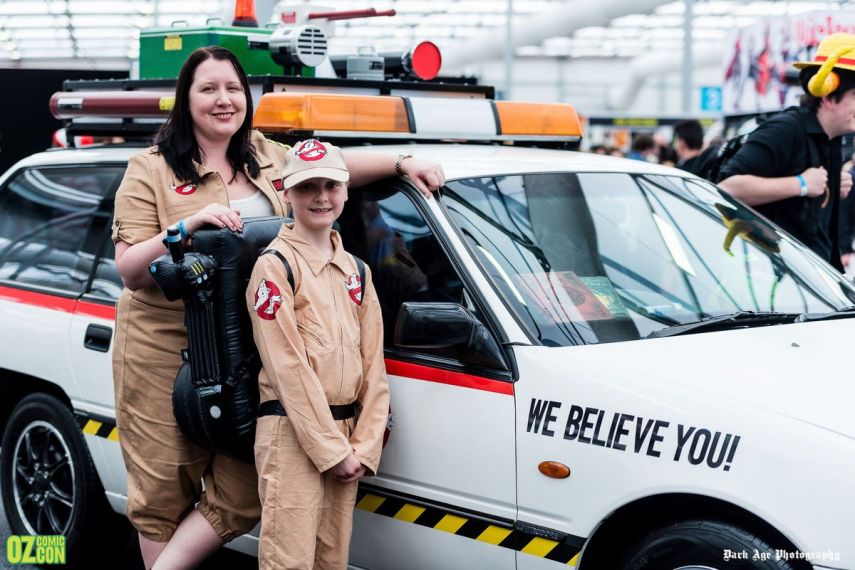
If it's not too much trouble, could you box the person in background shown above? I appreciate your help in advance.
[718,33,855,270]
[111,46,442,569]
[673,119,705,173]
[627,134,656,162]
[658,144,679,167]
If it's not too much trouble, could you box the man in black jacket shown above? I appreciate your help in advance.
[719,33,855,270]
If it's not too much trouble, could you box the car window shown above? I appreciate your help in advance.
[89,232,125,301]
[443,172,855,346]
[0,165,124,294]
[339,188,477,360]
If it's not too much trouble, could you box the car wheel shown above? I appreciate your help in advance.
[0,393,113,565]
[620,520,797,570]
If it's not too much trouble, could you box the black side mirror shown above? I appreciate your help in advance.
[394,302,507,370]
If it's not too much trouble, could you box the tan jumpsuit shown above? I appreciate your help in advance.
[111,131,289,542]
[246,224,389,570]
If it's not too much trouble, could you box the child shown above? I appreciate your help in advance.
[246,139,390,569]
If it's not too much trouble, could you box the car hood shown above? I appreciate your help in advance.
[534,318,855,439]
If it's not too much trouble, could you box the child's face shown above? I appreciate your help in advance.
[284,177,348,231]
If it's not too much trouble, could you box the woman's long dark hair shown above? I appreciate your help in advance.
[156,46,260,185]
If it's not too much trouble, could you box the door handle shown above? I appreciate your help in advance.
[84,324,113,353]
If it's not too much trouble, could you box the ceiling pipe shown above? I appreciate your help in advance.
[608,42,720,110]
[443,0,673,71]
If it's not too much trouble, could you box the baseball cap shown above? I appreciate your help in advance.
[282,139,350,189]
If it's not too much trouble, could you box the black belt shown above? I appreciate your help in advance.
[257,400,357,420]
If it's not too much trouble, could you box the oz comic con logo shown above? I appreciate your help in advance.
[6,535,66,564]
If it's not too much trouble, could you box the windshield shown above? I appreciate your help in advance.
[442,172,855,346]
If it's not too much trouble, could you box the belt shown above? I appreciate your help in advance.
[257,400,357,420]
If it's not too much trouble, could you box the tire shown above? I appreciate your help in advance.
[0,393,115,566]
[620,520,797,570]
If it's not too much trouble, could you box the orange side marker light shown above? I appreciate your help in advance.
[538,461,571,479]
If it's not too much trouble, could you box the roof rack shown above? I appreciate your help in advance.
[51,75,582,148]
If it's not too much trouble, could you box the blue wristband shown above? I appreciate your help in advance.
[796,175,808,198]
[177,219,191,240]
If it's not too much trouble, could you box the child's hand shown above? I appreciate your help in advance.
[330,453,365,483]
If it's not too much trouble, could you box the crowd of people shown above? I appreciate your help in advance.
[587,32,855,272]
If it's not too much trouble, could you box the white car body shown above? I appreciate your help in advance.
[1,144,853,569]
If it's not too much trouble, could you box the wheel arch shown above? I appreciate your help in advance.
[0,368,74,435]
[578,492,811,570]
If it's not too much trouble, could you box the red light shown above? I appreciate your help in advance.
[410,41,441,80]
[49,91,173,119]
[232,0,258,27]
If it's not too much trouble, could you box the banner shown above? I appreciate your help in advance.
[723,12,855,115]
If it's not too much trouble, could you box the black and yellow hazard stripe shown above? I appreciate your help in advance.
[73,414,584,565]
[76,413,119,442]
[356,484,584,566]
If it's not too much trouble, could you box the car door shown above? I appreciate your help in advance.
[68,186,129,502]
[339,184,517,570]
[0,163,121,401]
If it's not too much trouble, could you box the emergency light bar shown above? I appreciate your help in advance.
[49,81,581,143]
[253,92,583,141]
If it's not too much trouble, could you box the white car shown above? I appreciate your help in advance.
[1,138,854,570]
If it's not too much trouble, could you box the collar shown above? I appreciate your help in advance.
[277,224,352,276]
[250,130,274,169]
[190,131,274,178]
[797,105,829,137]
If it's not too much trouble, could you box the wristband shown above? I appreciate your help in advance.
[796,175,808,198]
[395,154,412,177]
[177,218,192,240]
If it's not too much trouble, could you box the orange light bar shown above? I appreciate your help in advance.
[253,92,410,133]
[495,101,583,137]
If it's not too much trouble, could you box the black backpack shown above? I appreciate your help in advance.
[690,134,750,183]
[691,108,819,184]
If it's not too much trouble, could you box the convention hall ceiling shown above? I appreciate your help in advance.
[0,0,852,66]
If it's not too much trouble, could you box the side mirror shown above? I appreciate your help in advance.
[394,302,507,370]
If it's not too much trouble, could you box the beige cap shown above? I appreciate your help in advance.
[282,139,350,188]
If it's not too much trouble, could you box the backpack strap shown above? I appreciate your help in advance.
[350,254,367,306]
[260,249,295,293]
[786,107,821,169]
[352,254,366,292]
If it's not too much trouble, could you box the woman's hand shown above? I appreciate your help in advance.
[185,203,243,233]
[399,157,446,199]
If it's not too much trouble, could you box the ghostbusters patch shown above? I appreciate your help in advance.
[383,406,394,448]
[345,273,363,305]
[271,178,284,191]
[172,183,196,195]
[253,279,283,320]
[295,139,327,162]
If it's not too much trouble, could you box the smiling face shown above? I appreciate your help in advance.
[188,57,247,144]
[284,177,348,233]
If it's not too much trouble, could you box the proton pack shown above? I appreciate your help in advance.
[149,217,287,462]
[148,216,366,461]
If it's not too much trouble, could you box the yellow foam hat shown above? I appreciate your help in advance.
[793,33,855,97]
[794,33,855,71]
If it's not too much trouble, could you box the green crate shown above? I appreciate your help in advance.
[139,26,284,79]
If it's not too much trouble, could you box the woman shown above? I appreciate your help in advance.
[111,46,443,569]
